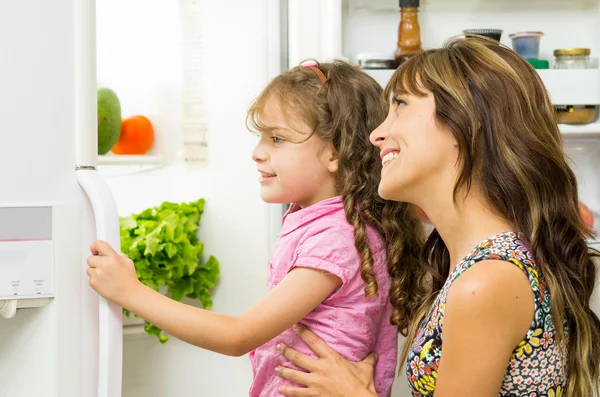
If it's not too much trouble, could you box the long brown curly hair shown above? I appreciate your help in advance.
[386,37,600,396]
[247,60,424,299]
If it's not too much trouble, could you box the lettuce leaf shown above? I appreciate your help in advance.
[120,198,220,343]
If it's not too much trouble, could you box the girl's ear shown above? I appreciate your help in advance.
[327,148,339,173]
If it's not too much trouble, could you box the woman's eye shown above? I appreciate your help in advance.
[271,136,284,144]
[393,97,406,112]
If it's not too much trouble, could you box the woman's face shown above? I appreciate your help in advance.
[369,88,459,205]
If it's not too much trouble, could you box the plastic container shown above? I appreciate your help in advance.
[509,31,544,59]
[463,29,503,42]
[555,105,598,124]
[553,48,591,69]
[356,52,395,69]
[527,58,549,69]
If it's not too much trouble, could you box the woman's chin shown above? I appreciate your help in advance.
[378,185,402,202]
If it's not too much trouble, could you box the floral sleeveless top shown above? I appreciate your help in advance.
[406,232,569,397]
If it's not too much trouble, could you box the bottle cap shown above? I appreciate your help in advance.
[400,0,419,8]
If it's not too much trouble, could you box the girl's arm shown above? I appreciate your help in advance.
[432,260,534,397]
[86,240,341,357]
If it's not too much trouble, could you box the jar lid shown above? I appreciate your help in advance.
[554,48,591,56]
[356,52,394,61]
[509,31,544,39]
[463,29,503,34]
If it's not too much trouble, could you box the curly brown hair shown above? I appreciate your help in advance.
[247,60,425,300]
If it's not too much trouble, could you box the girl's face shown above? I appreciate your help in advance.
[251,99,338,208]
[369,88,459,205]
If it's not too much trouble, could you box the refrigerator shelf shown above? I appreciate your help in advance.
[98,154,164,166]
[364,68,600,137]
[559,123,600,137]
[348,0,596,12]
[123,324,147,338]
[97,154,164,176]
[123,313,149,338]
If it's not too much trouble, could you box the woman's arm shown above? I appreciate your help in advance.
[433,260,534,397]
[86,240,342,356]
[276,325,379,397]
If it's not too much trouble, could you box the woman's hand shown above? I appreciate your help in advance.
[86,240,141,307]
[276,324,379,397]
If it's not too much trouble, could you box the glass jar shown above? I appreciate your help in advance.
[553,48,591,69]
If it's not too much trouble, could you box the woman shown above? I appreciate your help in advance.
[274,37,600,397]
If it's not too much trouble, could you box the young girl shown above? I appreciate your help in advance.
[274,38,600,397]
[86,60,423,396]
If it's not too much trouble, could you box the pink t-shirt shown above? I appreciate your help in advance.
[249,196,398,396]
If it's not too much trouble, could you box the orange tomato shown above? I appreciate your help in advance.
[112,115,154,155]
[579,201,595,229]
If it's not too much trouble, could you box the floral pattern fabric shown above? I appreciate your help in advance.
[406,232,569,397]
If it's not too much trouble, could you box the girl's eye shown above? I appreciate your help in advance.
[271,136,284,144]
[393,97,406,111]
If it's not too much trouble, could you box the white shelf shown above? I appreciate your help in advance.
[559,123,600,136]
[98,154,164,166]
[123,324,147,338]
[364,69,600,137]
[348,0,597,11]
[123,314,148,338]
[97,154,164,176]
[537,70,600,106]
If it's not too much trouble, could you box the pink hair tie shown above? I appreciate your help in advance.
[300,60,327,84]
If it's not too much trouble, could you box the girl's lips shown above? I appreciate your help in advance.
[258,175,276,183]
[258,171,276,183]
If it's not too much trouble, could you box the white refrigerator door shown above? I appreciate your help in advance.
[0,0,122,396]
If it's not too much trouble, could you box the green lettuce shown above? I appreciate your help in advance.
[120,198,220,343]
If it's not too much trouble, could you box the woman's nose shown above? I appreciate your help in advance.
[369,122,390,147]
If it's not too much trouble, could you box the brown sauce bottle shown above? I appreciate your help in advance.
[394,0,423,68]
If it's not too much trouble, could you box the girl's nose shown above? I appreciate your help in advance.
[251,143,267,163]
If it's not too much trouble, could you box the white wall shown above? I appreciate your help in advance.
[96,1,274,396]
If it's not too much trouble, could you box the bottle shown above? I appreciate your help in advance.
[394,0,422,68]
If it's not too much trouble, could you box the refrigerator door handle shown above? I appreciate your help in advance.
[77,168,123,397]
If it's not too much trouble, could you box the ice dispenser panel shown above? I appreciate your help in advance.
[0,207,54,300]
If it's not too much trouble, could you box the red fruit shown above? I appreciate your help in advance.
[579,201,595,229]
[112,115,154,155]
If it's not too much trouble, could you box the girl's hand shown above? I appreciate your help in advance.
[86,240,141,307]
[276,324,378,397]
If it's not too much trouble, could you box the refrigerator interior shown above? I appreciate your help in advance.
[93,0,600,396]
[95,0,278,396]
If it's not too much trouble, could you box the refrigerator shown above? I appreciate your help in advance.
[1,1,599,397]
[0,0,279,396]
[0,0,124,396]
